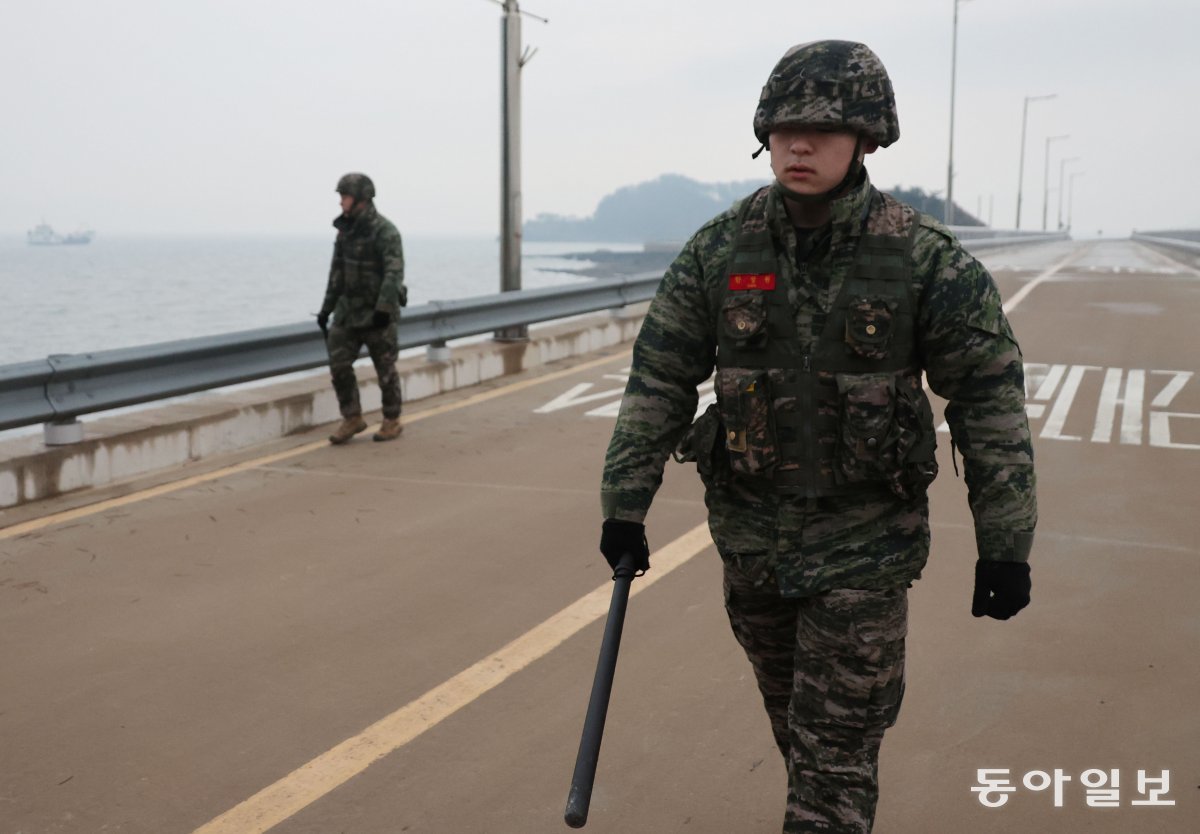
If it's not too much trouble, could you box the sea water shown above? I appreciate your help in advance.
[1,235,641,366]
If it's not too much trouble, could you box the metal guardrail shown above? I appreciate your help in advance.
[0,273,661,432]
[953,228,1071,249]
[0,227,1073,433]
[1131,231,1200,255]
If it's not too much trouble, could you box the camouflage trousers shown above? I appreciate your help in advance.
[325,323,403,420]
[723,559,908,834]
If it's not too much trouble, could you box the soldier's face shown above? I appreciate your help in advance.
[768,127,877,195]
[339,194,355,215]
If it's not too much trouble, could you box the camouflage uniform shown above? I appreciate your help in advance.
[600,41,1036,834]
[320,196,407,421]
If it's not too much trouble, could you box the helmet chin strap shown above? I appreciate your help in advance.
[772,133,865,205]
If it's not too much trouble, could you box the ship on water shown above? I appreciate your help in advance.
[27,222,94,245]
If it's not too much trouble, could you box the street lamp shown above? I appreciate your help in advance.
[1057,156,1080,230]
[946,0,974,225]
[1067,171,1085,231]
[1042,134,1069,232]
[1015,93,1055,229]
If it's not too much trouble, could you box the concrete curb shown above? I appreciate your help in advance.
[0,309,645,510]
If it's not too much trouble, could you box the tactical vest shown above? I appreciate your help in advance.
[714,187,938,499]
[335,211,385,295]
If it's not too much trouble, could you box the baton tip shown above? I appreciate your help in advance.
[564,792,589,828]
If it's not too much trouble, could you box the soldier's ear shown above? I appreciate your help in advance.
[861,139,880,157]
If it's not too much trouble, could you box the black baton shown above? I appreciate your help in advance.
[563,552,639,828]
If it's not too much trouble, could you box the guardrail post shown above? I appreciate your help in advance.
[427,340,452,362]
[44,418,84,446]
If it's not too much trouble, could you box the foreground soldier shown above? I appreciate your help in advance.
[599,41,1036,832]
[317,173,407,444]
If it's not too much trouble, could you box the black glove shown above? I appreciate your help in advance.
[600,519,650,577]
[972,560,1031,620]
[316,312,330,336]
[372,310,391,329]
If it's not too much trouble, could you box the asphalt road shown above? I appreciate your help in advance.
[1,239,1197,833]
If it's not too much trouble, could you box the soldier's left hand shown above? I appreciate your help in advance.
[971,560,1031,620]
[372,310,391,329]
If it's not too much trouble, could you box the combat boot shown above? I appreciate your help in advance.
[329,415,368,445]
[373,417,403,442]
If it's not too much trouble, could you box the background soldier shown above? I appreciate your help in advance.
[598,41,1036,833]
[317,173,407,444]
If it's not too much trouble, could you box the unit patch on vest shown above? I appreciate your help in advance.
[729,273,777,291]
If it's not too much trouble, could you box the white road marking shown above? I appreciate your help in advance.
[1001,246,1082,314]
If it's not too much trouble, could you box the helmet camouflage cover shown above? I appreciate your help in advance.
[336,172,376,201]
[754,40,900,148]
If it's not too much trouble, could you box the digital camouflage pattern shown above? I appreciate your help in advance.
[601,170,1037,595]
[724,561,906,833]
[336,172,376,201]
[321,203,407,329]
[320,192,406,420]
[710,185,939,501]
[602,169,1036,831]
[715,370,776,476]
[326,322,403,420]
[754,41,900,148]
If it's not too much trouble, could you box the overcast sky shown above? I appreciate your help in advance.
[3,0,1197,239]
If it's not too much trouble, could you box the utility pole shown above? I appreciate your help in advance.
[1015,93,1055,229]
[494,0,546,341]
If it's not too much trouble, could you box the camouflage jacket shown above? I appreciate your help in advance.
[601,171,1037,595]
[321,204,407,328]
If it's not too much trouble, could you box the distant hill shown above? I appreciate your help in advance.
[524,174,982,242]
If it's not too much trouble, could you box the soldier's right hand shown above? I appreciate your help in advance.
[600,519,650,577]
[316,312,330,333]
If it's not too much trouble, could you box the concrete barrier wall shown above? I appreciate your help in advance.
[0,309,646,510]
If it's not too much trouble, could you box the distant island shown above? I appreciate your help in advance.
[524,173,982,243]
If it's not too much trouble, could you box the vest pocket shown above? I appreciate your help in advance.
[844,297,894,360]
[721,292,769,349]
[716,368,778,477]
[891,376,939,498]
[835,373,898,483]
[673,402,727,486]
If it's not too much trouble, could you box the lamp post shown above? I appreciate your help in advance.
[1056,156,1080,231]
[1015,93,1055,229]
[1067,171,1085,231]
[945,0,974,225]
[1042,134,1069,232]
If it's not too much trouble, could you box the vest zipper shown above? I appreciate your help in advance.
[801,352,814,496]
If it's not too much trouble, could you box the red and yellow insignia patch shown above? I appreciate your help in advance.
[728,273,776,291]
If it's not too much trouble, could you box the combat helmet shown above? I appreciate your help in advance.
[336,172,376,202]
[753,40,899,148]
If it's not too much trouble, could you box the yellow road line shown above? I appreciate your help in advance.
[0,350,631,540]
[192,522,713,834]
